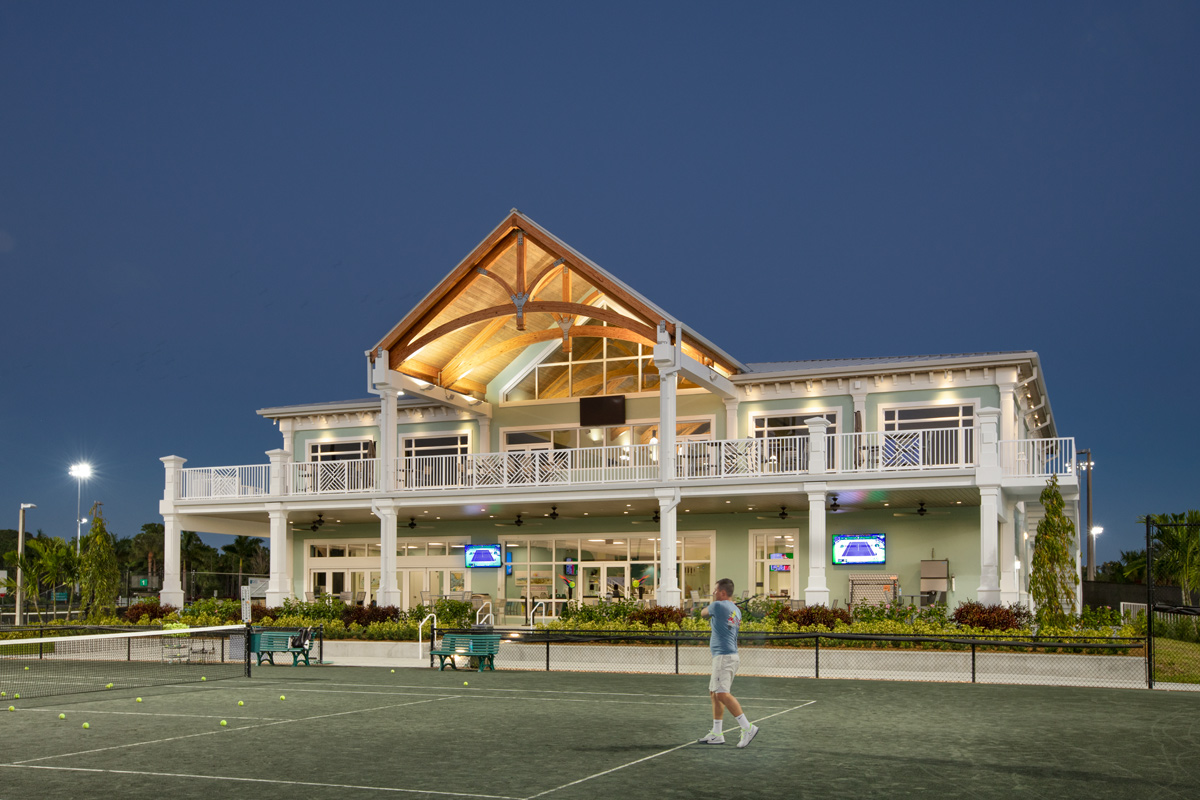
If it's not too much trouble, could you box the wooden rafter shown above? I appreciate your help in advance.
[391,301,658,369]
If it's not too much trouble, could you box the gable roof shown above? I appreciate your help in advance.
[370,210,745,395]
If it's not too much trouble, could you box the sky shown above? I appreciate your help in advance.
[1,1,1198,565]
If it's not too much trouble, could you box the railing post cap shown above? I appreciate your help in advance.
[161,455,187,467]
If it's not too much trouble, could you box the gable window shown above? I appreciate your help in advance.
[309,439,375,461]
[402,434,470,459]
[881,405,974,467]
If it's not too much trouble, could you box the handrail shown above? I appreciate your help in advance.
[417,613,438,655]
[476,602,494,626]
[529,600,546,629]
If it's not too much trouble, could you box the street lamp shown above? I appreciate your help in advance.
[16,503,35,626]
[1077,450,1095,581]
[69,462,92,555]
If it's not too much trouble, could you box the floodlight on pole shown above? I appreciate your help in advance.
[16,503,36,626]
[69,462,92,555]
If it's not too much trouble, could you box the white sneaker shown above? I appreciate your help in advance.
[697,732,725,744]
[736,725,759,748]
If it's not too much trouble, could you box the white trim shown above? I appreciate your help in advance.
[876,398,979,432]
[748,528,800,597]
[399,430,473,458]
[749,406,840,434]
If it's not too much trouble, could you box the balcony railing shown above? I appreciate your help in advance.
[173,429,1074,500]
[999,437,1075,478]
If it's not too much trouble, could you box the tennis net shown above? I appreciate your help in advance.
[0,624,251,701]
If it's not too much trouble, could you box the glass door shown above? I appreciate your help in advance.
[580,563,629,601]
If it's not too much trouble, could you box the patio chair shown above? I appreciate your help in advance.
[353,591,366,606]
[305,592,315,602]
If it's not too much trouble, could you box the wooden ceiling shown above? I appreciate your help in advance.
[372,212,740,395]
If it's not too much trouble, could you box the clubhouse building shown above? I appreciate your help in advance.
[159,210,1079,620]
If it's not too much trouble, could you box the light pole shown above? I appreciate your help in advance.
[16,503,36,626]
[69,462,92,555]
[1077,449,1094,580]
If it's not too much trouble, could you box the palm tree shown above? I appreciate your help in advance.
[5,550,44,623]
[180,530,207,599]
[33,538,80,620]
[1150,512,1200,605]
[221,536,264,590]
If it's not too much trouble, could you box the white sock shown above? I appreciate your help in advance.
[735,713,751,730]
[711,719,723,734]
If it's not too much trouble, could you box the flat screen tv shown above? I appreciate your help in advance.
[832,533,886,565]
[768,552,792,572]
[464,544,502,568]
[580,395,626,427]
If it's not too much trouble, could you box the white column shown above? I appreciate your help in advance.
[805,417,829,474]
[978,487,1001,604]
[805,487,829,605]
[477,415,492,453]
[279,418,295,460]
[999,511,1018,604]
[998,382,1016,444]
[790,525,803,600]
[159,455,186,607]
[723,397,739,440]
[375,502,401,606]
[653,321,679,482]
[378,385,399,491]
[656,488,681,607]
[266,506,291,606]
[160,513,185,607]
[267,449,288,496]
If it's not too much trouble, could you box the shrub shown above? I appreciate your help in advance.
[774,604,852,629]
[279,596,345,622]
[852,601,917,624]
[629,605,686,627]
[950,601,1021,631]
[343,605,401,626]
[558,599,642,625]
[123,602,177,623]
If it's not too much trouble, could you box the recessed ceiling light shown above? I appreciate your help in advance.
[584,512,589,515]
[956,501,962,505]
[626,504,632,507]
[489,515,494,518]
[725,500,731,504]
[588,539,604,542]
[623,511,628,514]
[684,509,690,512]
[336,519,342,523]
[883,503,889,507]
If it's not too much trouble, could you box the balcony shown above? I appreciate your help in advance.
[173,428,1076,500]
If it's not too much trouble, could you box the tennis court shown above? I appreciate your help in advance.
[3,662,1199,799]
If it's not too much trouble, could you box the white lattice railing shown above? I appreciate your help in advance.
[397,444,659,490]
[287,459,380,494]
[999,438,1076,478]
[676,436,811,479]
[828,428,977,472]
[179,465,271,499]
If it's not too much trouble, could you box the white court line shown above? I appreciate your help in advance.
[0,765,518,800]
[524,701,816,799]
[16,708,288,721]
[7,695,459,765]
[275,680,813,704]
[285,687,794,709]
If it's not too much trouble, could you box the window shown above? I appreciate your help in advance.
[400,434,470,489]
[881,404,975,467]
[752,532,796,597]
[753,412,836,471]
[503,421,712,452]
[402,434,469,458]
[309,439,374,461]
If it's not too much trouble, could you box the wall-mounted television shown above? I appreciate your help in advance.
[832,533,886,565]
[464,544,502,568]
[768,553,792,572]
[580,395,626,427]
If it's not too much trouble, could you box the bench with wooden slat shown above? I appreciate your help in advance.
[252,629,314,666]
[429,633,501,672]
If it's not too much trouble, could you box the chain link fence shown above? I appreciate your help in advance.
[1146,517,1200,690]
[436,627,1145,689]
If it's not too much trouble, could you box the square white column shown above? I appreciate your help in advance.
[266,507,291,606]
[160,512,185,607]
[655,488,681,607]
[978,487,1001,604]
[376,503,401,606]
[805,488,829,606]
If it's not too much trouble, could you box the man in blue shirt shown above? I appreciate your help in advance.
[698,578,758,748]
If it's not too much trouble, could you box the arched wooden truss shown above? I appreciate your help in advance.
[371,211,739,395]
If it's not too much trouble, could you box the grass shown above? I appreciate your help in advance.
[1154,638,1200,684]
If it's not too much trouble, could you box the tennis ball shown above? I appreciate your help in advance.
[136,697,142,703]
[220,720,227,727]
[105,683,113,689]
[13,693,19,699]
[463,681,469,686]
[237,700,244,706]
[59,713,66,720]
[1,691,6,696]
[279,695,286,701]
[201,677,207,682]
[390,669,395,673]
[7,706,13,712]
[24,666,29,670]
[83,722,90,729]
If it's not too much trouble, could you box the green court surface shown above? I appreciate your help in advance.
[2,666,1198,799]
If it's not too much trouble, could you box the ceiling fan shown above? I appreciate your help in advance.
[630,509,661,525]
[893,502,949,517]
[827,494,858,514]
[756,505,798,521]
[406,517,435,530]
[494,513,542,527]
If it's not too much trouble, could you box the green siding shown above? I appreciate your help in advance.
[865,387,1000,430]
[739,396,854,438]
[293,425,379,459]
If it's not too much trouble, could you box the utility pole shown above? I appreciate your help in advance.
[16,503,36,626]
[1078,449,1095,581]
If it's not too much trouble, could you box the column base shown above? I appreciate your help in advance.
[266,590,293,606]
[657,587,682,608]
[377,589,402,607]
[160,589,184,607]
[977,587,1001,605]
[804,588,830,606]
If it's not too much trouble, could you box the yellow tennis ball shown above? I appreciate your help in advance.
[82,722,90,729]
[106,683,113,689]
[463,681,469,686]
[24,666,29,671]
[200,677,207,682]
[237,700,244,706]
[390,669,395,673]
[136,697,142,703]
[1,691,6,696]
[7,706,13,712]
[220,720,227,727]
[279,695,285,701]
[59,713,66,720]
[12,693,18,699]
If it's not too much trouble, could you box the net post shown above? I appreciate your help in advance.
[971,642,977,683]
[318,624,324,665]
[545,630,551,672]
[815,635,820,679]
[1146,516,1154,690]
[675,631,680,675]
[244,621,252,678]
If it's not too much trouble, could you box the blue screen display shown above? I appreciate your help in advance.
[831,534,886,565]
[464,544,502,568]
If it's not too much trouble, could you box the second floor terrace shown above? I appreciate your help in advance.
[170,426,1076,501]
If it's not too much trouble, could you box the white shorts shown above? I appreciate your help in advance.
[709,654,740,694]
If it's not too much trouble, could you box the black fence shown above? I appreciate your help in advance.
[435,627,1146,689]
[1146,518,1200,690]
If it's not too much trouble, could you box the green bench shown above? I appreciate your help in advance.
[252,629,314,666]
[429,633,501,672]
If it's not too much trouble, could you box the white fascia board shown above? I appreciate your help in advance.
[387,371,493,418]
[175,514,269,537]
[678,352,737,399]
[735,352,1039,382]
[257,397,436,420]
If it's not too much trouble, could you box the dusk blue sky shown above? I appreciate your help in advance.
[2,2,1197,566]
